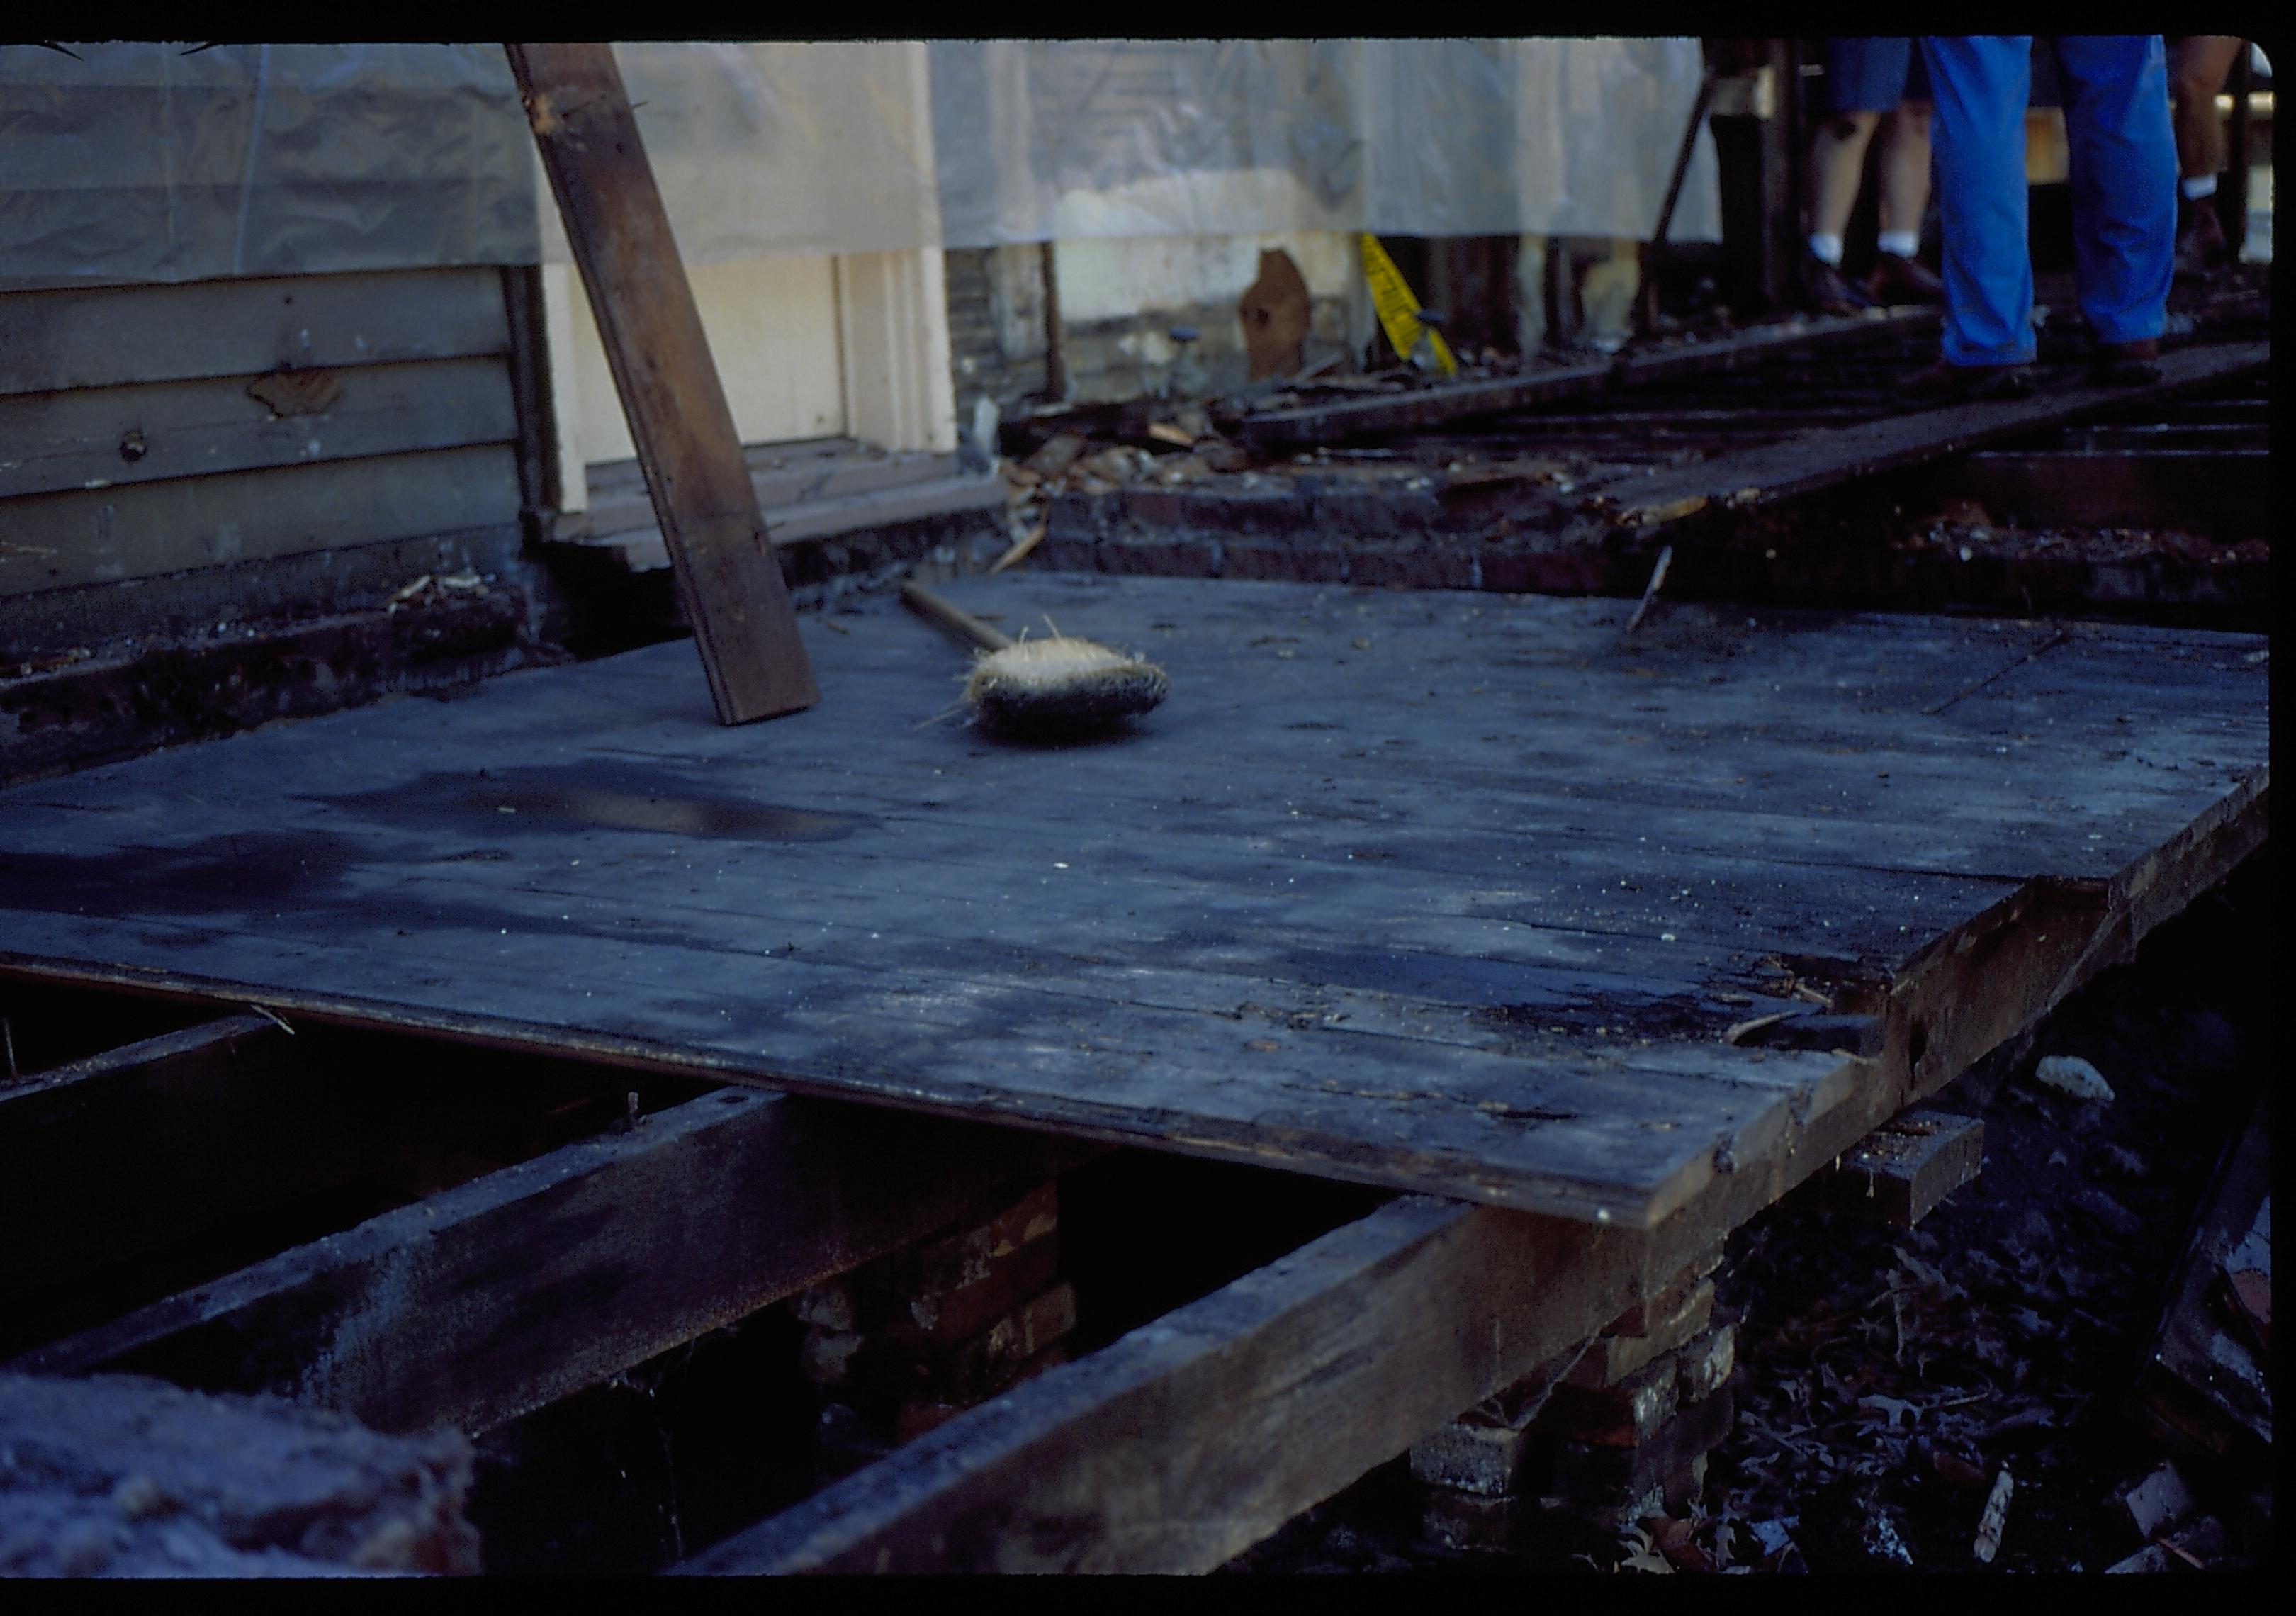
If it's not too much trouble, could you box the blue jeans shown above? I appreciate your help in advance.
[1919,37,2176,366]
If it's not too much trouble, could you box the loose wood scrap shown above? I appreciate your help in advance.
[505,43,816,724]
[2135,1094,2271,1463]
[1811,1110,1983,1228]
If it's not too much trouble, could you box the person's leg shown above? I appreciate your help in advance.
[2168,36,2243,268]
[1918,37,2035,368]
[1809,110,1883,249]
[1875,101,1934,241]
[1805,39,1908,311]
[2170,36,2243,179]
[1865,100,1946,303]
[2056,35,2176,366]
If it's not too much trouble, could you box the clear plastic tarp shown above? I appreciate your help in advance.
[1,39,1719,285]
[0,43,538,286]
[927,39,1721,249]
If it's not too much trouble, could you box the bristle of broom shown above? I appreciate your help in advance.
[961,635,1168,736]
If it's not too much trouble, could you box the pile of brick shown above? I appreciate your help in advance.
[1410,1244,1738,1554]
[796,1184,1074,1478]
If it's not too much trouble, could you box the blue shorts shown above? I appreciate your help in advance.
[1826,38,1931,111]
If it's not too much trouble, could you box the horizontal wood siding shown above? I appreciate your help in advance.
[0,358,517,500]
[0,269,527,611]
[0,269,510,397]
[0,445,524,595]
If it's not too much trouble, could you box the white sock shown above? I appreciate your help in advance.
[1807,232,1844,266]
[2182,174,2217,201]
[1876,230,1922,260]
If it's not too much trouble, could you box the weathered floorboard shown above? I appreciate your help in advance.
[0,574,2266,1225]
[507,42,817,724]
[13,1089,1096,1436]
[672,745,2266,1572]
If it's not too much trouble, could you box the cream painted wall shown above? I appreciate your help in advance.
[1052,231,1357,327]
[544,254,849,511]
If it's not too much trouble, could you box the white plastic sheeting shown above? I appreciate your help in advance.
[929,39,1721,249]
[1,40,1719,285]
[0,43,537,286]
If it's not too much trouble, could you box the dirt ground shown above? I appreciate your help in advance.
[1228,849,2274,1575]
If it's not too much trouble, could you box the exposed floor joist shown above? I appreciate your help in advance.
[12,1087,1094,1436]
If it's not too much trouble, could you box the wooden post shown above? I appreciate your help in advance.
[2222,45,2251,261]
[505,43,818,725]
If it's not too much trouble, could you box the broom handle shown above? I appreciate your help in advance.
[900,581,1015,652]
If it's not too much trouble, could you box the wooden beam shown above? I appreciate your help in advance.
[11,1089,1094,1438]
[1604,340,2272,532]
[1231,308,1934,451]
[1811,1110,1983,1228]
[674,1196,1650,1574]
[505,43,818,725]
[0,1016,301,1297]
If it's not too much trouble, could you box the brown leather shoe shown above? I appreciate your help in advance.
[1898,359,2033,405]
[2174,201,2229,276]
[1802,254,1871,317]
[1864,252,1945,306]
[2090,338,2161,386]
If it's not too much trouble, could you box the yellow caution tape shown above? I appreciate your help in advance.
[1359,233,1457,376]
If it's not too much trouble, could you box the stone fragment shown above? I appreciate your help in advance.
[2033,1055,2114,1101]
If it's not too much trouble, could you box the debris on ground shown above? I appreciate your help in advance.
[2033,1055,2114,1103]
[0,1374,480,1577]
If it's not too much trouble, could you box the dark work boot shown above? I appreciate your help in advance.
[1898,360,2033,405]
[2090,338,2161,386]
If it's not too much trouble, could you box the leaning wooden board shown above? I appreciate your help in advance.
[0,575,2267,1225]
[506,43,817,725]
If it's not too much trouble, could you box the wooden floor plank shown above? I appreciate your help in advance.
[676,739,2268,1575]
[0,574,2265,1223]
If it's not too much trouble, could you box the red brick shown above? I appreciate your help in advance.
[870,1184,1058,1301]
[1537,1354,1679,1449]
[896,1232,1061,1345]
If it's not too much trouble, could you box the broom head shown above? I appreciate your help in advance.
[962,636,1169,737]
